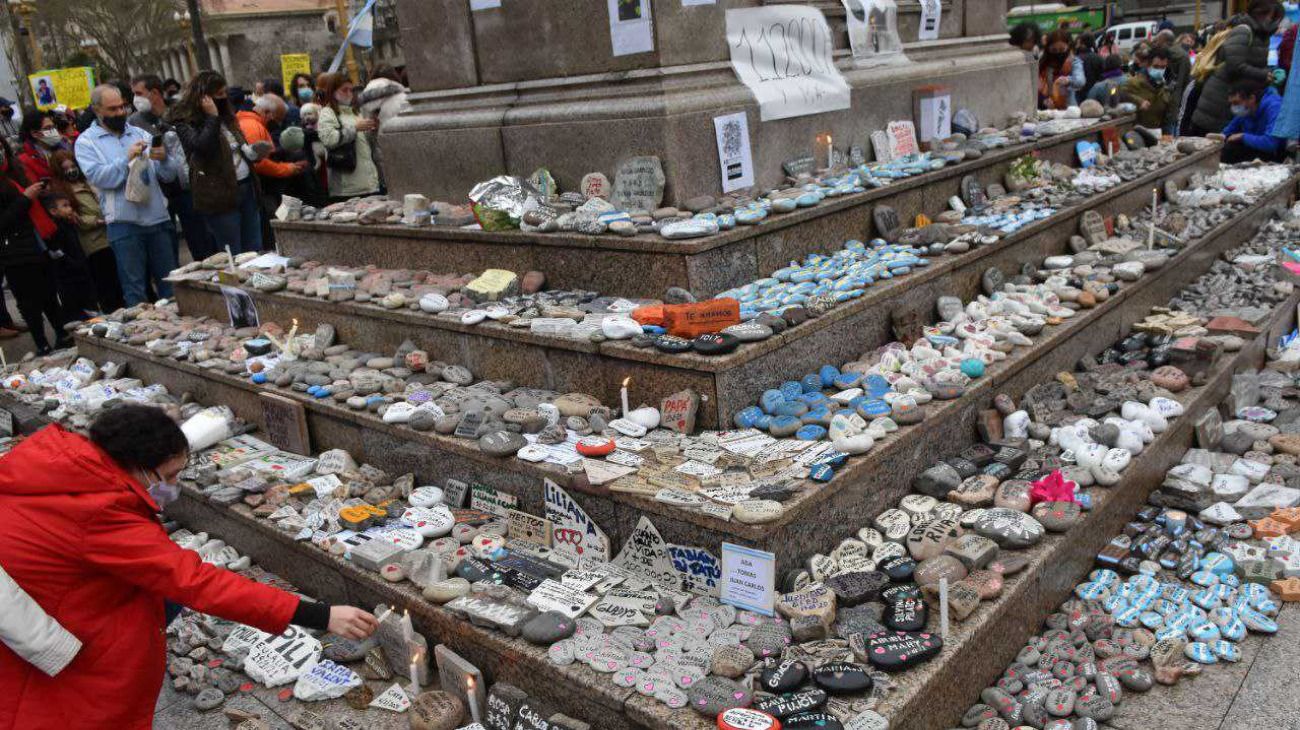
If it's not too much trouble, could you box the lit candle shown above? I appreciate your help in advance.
[815,133,833,170]
[467,676,481,723]
[939,577,950,640]
[409,647,421,696]
[401,608,413,645]
[620,377,630,417]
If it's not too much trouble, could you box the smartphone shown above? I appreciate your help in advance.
[151,134,163,148]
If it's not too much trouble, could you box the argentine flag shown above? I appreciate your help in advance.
[329,0,378,73]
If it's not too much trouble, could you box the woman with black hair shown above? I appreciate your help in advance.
[167,70,264,255]
[0,405,378,729]
[0,139,67,354]
[16,110,67,183]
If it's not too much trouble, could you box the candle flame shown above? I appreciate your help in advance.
[621,377,630,387]
[467,676,476,690]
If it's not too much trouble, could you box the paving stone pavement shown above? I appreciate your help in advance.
[152,675,423,729]
[1109,603,1300,730]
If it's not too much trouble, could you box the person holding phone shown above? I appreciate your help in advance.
[74,84,180,307]
[0,140,67,354]
[315,72,380,201]
[167,71,265,255]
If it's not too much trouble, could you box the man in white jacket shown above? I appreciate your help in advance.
[0,565,80,675]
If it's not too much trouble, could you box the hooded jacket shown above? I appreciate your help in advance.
[0,425,301,730]
[1223,86,1285,155]
[1191,15,1276,134]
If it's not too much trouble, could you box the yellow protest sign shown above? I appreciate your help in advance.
[28,67,95,111]
[280,54,312,95]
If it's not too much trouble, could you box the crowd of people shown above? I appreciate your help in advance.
[0,67,404,355]
[1012,0,1295,164]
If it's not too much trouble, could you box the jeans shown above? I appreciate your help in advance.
[107,221,177,306]
[203,178,263,256]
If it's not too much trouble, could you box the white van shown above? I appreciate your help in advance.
[1105,21,1159,53]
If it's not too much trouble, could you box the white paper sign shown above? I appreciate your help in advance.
[918,94,951,143]
[725,7,851,121]
[919,0,942,40]
[713,112,755,193]
[720,542,775,616]
[608,0,655,56]
[469,0,501,9]
[843,0,908,68]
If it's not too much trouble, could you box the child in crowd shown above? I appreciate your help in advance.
[41,192,100,321]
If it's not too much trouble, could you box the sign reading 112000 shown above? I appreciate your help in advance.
[726,6,851,122]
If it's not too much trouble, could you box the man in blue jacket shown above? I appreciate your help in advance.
[1222,80,1286,163]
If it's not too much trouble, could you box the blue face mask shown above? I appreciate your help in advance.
[1147,67,1165,83]
[297,87,313,103]
[145,467,180,507]
[1231,104,1251,117]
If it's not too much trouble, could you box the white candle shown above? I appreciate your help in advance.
[620,377,630,417]
[225,245,236,272]
[1148,187,1157,249]
[467,676,481,723]
[409,652,420,695]
[939,577,950,640]
[401,609,413,644]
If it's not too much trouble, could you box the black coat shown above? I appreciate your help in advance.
[1192,16,1275,134]
[0,182,44,268]
[173,114,248,215]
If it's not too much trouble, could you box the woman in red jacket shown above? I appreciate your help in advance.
[0,405,378,730]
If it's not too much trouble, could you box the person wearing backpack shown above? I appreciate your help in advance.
[1189,0,1282,136]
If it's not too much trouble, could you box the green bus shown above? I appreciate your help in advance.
[1007,3,1110,33]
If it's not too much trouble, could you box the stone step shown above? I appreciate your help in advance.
[75,164,1297,583]
[40,285,1298,730]
[185,132,1201,434]
[275,117,1131,300]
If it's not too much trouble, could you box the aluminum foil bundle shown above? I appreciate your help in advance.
[468,175,544,231]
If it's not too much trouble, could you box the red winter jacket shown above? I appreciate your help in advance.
[0,425,301,730]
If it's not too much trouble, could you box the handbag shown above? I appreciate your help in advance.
[326,138,357,172]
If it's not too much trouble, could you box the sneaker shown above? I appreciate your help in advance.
[35,345,51,357]
[53,337,74,350]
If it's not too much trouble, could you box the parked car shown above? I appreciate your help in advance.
[1105,21,1159,52]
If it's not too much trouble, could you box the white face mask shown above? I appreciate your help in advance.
[37,129,61,147]
[133,95,152,114]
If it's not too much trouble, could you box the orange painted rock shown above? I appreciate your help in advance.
[1270,577,1300,601]
[663,298,740,338]
[1250,517,1290,539]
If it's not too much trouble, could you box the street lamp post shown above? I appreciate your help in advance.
[8,0,41,70]
[174,10,197,76]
